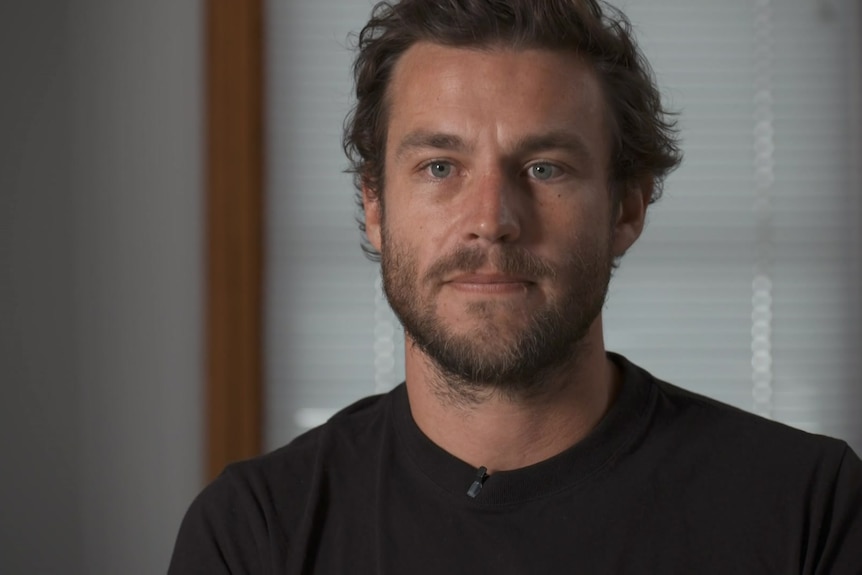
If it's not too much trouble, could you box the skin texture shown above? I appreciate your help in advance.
[363,43,651,472]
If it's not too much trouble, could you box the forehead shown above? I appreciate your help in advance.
[384,42,610,158]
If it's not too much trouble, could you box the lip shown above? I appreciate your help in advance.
[444,273,535,293]
[447,273,533,284]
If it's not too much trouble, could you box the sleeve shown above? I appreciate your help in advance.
[167,470,266,575]
[810,443,862,575]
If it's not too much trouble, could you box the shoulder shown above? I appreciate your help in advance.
[611,355,862,573]
[169,388,401,573]
[654,374,849,462]
[223,386,398,499]
[655,378,862,572]
[613,354,856,491]
[614,354,846,457]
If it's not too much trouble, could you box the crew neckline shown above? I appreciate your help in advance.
[390,353,657,506]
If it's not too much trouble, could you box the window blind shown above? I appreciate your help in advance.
[264,0,862,452]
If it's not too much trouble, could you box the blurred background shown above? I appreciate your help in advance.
[1,1,203,573]
[2,0,860,573]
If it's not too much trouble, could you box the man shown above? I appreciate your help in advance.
[170,1,862,573]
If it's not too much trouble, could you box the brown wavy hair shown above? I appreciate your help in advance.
[343,0,682,260]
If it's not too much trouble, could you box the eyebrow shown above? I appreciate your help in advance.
[393,129,595,164]
[394,130,470,161]
[510,131,595,164]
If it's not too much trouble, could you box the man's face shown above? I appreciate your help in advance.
[363,43,646,393]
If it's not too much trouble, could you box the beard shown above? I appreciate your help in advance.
[380,225,614,401]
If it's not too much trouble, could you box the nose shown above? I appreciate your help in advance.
[462,169,522,244]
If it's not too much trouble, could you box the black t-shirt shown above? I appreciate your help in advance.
[169,354,862,574]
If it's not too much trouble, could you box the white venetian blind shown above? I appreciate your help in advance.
[264,0,862,453]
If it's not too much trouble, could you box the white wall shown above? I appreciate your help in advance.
[0,1,204,573]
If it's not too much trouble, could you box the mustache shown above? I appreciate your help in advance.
[424,245,556,282]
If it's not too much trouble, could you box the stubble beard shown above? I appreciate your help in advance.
[380,225,614,405]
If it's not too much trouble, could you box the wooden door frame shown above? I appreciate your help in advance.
[204,0,264,481]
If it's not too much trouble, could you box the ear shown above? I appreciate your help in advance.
[611,178,652,258]
[362,183,383,252]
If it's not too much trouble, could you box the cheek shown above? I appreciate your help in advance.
[552,213,614,263]
[382,216,429,267]
[393,205,452,250]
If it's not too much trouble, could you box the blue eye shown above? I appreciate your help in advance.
[529,163,558,181]
[427,162,453,178]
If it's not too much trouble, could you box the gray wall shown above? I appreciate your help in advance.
[1,1,203,573]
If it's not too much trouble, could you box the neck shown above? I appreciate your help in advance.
[403,320,620,474]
